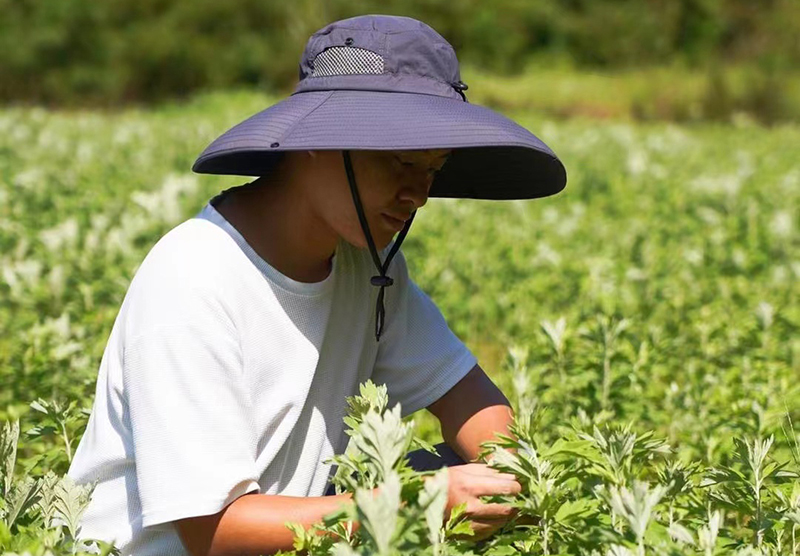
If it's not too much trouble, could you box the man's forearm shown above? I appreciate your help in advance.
[175,491,357,556]
[442,403,514,463]
[427,365,515,463]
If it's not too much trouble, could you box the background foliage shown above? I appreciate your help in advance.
[0,87,798,552]
[1,0,799,122]
[1,2,799,553]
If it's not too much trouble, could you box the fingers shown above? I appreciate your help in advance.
[479,477,523,497]
[459,463,517,481]
[446,464,522,512]
[458,473,521,498]
[468,501,519,521]
[448,463,519,484]
[445,463,523,535]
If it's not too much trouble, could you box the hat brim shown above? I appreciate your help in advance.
[192,90,566,200]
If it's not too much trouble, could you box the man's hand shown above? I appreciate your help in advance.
[444,463,522,541]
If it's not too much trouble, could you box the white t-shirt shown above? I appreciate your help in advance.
[67,199,477,555]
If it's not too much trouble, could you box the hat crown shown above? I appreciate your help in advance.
[294,15,465,100]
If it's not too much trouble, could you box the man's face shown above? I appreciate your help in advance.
[306,149,451,250]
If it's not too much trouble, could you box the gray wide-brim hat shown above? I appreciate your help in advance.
[192,14,566,200]
[192,14,567,341]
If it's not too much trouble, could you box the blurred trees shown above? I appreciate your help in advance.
[0,0,797,108]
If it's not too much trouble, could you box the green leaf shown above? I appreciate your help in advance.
[596,481,667,544]
[667,522,695,545]
[419,468,449,548]
[449,520,475,538]
[354,472,402,555]
[0,420,20,499]
[36,471,61,528]
[411,436,440,456]
[25,425,58,439]
[445,502,474,538]
[5,476,42,530]
[0,519,11,546]
[29,399,50,415]
[285,521,307,551]
[331,541,360,556]
[351,404,413,482]
[554,498,595,523]
[53,475,95,541]
[345,381,389,424]
[544,438,602,463]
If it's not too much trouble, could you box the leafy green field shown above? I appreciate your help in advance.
[1,90,798,554]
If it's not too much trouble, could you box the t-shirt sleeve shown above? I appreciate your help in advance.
[371,249,477,418]
[122,284,260,529]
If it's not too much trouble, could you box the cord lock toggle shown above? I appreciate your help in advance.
[370,275,394,287]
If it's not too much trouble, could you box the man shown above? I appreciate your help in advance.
[68,14,566,556]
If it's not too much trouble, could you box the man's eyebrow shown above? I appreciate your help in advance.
[393,151,451,170]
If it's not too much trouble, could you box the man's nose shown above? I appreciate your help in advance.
[398,174,433,209]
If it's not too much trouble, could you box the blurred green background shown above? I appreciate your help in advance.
[2,0,798,124]
[2,6,799,551]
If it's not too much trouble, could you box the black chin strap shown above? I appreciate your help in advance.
[343,150,416,341]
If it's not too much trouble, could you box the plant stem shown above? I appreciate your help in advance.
[602,344,611,411]
[61,421,72,463]
[542,515,550,556]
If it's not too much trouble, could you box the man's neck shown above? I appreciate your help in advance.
[213,179,338,284]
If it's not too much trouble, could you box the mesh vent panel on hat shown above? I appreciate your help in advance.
[310,46,384,77]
